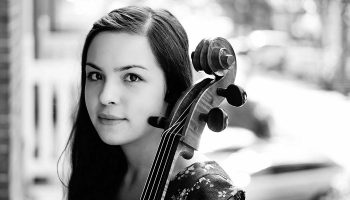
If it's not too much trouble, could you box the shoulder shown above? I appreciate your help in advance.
[166,161,245,200]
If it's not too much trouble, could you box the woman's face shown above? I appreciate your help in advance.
[85,32,167,145]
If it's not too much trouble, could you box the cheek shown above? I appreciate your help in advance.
[133,95,164,117]
[84,86,98,117]
[129,100,166,138]
[129,86,167,126]
[137,98,165,116]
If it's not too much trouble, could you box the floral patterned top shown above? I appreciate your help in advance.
[165,161,245,200]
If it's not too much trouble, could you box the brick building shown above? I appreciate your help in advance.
[0,0,24,199]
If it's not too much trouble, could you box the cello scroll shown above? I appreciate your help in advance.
[172,37,247,151]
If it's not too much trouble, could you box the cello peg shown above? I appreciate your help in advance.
[199,107,228,132]
[217,84,247,107]
[148,116,169,129]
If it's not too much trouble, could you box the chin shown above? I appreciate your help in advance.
[98,133,136,146]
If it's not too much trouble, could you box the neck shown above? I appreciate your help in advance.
[121,128,162,186]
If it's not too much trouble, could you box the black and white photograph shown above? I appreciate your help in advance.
[1,0,350,199]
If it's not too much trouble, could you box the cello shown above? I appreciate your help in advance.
[141,37,247,199]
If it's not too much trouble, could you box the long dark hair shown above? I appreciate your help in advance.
[63,6,192,200]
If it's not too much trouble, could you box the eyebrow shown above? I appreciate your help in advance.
[85,62,147,72]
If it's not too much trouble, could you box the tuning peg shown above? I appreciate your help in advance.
[217,84,247,107]
[199,107,228,132]
[148,116,168,129]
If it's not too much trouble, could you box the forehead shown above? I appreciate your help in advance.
[86,32,159,69]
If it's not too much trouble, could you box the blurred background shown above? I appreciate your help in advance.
[1,0,350,199]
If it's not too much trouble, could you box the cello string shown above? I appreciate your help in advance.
[141,122,182,199]
[141,130,180,199]
[142,113,189,199]
[147,119,185,199]
[142,99,197,197]
[142,100,195,198]
[141,118,185,199]
[150,78,221,198]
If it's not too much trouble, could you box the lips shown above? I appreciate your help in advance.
[98,113,126,125]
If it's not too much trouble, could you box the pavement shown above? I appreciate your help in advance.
[25,179,63,200]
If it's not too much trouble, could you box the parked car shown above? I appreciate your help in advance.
[231,30,332,87]
[199,127,350,200]
[220,100,272,139]
[246,30,289,72]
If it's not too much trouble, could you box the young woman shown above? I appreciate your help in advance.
[63,6,245,200]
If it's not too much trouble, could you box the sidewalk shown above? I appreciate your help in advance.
[26,183,63,200]
[245,72,350,169]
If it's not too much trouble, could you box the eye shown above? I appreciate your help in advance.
[87,72,103,81]
[124,73,142,82]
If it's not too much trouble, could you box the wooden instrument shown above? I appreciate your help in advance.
[141,37,247,200]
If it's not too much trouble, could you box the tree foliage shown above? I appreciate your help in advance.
[217,0,273,34]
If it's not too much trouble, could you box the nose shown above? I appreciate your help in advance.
[99,80,121,106]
